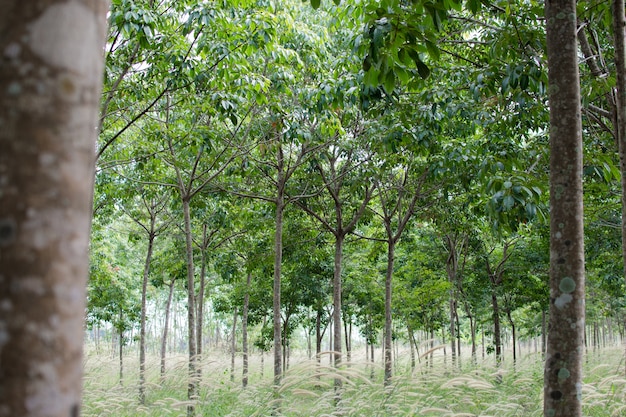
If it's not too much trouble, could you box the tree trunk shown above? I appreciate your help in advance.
[333,234,344,373]
[273,194,285,386]
[456,310,461,362]
[384,241,396,385]
[0,1,108,415]
[491,291,502,364]
[542,310,547,356]
[449,296,457,366]
[408,326,416,371]
[119,324,124,385]
[316,309,322,363]
[282,314,290,374]
[611,0,626,375]
[230,308,238,383]
[507,309,517,363]
[95,324,101,354]
[196,224,208,378]
[261,315,266,379]
[469,314,477,362]
[139,232,156,404]
[481,325,485,360]
[307,316,312,360]
[161,279,176,378]
[445,236,458,367]
[370,322,376,360]
[343,316,352,362]
[242,272,251,387]
[544,1,586,415]
[614,0,626,283]
[182,197,197,415]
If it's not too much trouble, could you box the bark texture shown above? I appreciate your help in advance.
[139,231,155,404]
[612,0,626,377]
[272,139,287,386]
[383,242,395,383]
[242,272,251,387]
[613,0,626,282]
[0,1,109,415]
[544,1,586,415]
[181,197,197,415]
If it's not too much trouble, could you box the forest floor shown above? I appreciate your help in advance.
[82,346,626,416]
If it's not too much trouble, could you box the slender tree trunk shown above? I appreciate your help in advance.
[544,1,586,415]
[370,326,376,362]
[307,319,312,359]
[182,197,197,415]
[507,310,517,363]
[408,326,416,371]
[273,195,285,386]
[230,308,238,382]
[242,272,251,387]
[445,236,458,367]
[614,0,626,283]
[384,241,396,385]
[469,315,477,362]
[161,279,176,378]
[316,310,322,363]
[456,311,461,362]
[481,325,485,360]
[282,315,290,374]
[611,0,626,375]
[412,330,420,366]
[96,324,101,354]
[0,2,108,415]
[343,318,349,362]
[333,234,344,372]
[119,324,124,385]
[491,291,502,364]
[196,224,207,379]
[542,310,547,356]
[139,232,156,404]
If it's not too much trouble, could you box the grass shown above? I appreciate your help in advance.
[82,347,626,416]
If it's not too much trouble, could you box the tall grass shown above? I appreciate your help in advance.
[82,347,626,416]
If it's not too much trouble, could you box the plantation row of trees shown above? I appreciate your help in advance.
[2,0,626,416]
[87,0,626,415]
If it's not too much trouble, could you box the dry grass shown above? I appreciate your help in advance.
[82,346,626,416]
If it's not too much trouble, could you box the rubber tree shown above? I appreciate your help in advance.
[120,190,170,404]
[370,160,429,384]
[543,0,586,415]
[0,1,109,415]
[297,140,375,376]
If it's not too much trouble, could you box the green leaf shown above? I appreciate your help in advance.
[467,0,481,13]
[503,195,515,210]
[384,71,395,94]
[395,67,409,84]
[425,40,440,60]
[416,60,430,79]
[519,74,529,90]
[311,0,321,9]
[364,68,380,87]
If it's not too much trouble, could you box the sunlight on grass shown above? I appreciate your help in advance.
[82,347,626,416]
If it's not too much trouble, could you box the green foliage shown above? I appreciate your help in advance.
[87,221,141,334]
[90,1,626,406]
